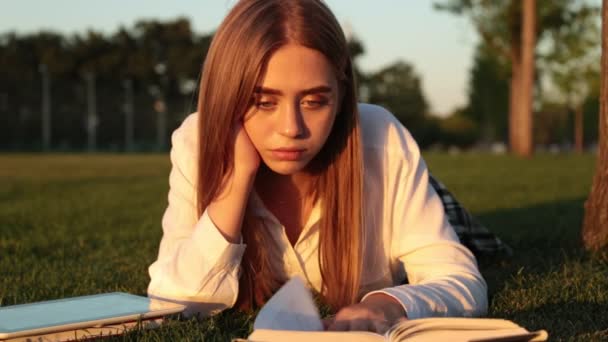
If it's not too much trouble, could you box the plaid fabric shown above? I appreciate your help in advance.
[429,174,513,257]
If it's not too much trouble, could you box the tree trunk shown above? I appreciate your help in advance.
[574,105,584,153]
[509,45,521,154]
[582,0,608,252]
[517,0,536,157]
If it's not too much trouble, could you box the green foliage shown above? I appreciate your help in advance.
[438,112,480,148]
[583,92,600,145]
[464,43,510,143]
[0,20,435,152]
[414,116,443,149]
[540,3,601,108]
[436,0,602,148]
[348,39,436,147]
[435,0,600,65]
[0,18,212,151]
[347,35,366,85]
[534,101,571,146]
[534,87,601,147]
[0,153,605,341]
[365,61,430,144]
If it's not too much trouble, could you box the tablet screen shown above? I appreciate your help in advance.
[0,292,183,335]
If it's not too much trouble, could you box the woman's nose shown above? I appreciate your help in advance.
[277,104,304,138]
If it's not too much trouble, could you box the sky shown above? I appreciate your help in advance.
[1,0,481,117]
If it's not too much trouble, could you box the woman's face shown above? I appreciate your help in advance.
[243,43,340,175]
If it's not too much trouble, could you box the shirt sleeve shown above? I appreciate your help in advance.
[147,114,247,318]
[360,117,488,319]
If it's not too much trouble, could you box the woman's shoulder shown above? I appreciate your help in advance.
[357,102,399,125]
[178,111,199,134]
[168,112,199,173]
[173,112,199,147]
[356,103,419,161]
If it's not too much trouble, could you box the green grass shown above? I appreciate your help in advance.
[1,153,606,341]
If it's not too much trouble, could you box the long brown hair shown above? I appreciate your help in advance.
[196,0,364,312]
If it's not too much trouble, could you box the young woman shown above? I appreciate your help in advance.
[147,0,487,333]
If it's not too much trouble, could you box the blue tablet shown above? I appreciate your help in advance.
[0,292,185,339]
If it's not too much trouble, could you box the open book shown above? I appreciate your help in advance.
[242,277,548,342]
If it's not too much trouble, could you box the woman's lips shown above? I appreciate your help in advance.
[270,148,306,161]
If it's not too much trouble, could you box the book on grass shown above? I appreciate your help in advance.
[0,292,185,342]
[241,277,548,342]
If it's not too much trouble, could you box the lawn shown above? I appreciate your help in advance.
[1,153,606,341]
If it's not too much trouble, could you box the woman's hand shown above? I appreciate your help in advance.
[323,294,407,334]
[207,122,260,244]
[233,122,261,178]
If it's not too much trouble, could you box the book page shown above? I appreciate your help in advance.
[387,318,547,342]
[253,276,324,332]
[246,326,546,342]
[392,329,546,342]
[248,329,384,342]
[388,318,521,339]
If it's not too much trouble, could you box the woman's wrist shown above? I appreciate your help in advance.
[361,293,407,321]
[208,170,256,244]
[217,169,256,199]
[233,169,258,188]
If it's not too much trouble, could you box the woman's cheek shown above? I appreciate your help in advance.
[243,118,266,150]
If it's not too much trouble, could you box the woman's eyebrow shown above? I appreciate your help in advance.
[254,85,333,96]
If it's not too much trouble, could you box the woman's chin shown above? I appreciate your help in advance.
[262,159,308,175]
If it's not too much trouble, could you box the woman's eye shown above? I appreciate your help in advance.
[256,101,276,110]
[301,99,328,109]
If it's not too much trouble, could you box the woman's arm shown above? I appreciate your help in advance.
[361,119,488,319]
[326,105,486,332]
[147,114,256,318]
[207,124,260,243]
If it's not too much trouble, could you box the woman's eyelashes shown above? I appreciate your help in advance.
[256,99,277,110]
[301,98,329,109]
[250,94,276,111]
[253,96,330,111]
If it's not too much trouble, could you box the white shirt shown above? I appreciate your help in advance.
[147,103,488,319]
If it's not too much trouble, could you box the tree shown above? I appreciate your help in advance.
[0,17,213,151]
[541,5,601,153]
[439,110,480,148]
[366,61,430,144]
[347,35,366,88]
[582,0,608,252]
[465,42,510,144]
[436,0,599,157]
[517,0,536,157]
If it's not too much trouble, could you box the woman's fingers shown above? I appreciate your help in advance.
[373,320,391,334]
[321,316,335,330]
[327,319,349,331]
[233,122,260,177]
[325,299,403,333]
[348,319,373,332]
[326,317,389,333]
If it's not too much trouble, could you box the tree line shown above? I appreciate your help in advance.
[0,18,211,151]
[0,17,440,152]
[0,1,602,153]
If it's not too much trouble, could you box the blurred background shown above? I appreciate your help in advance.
[0,0,602,153]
